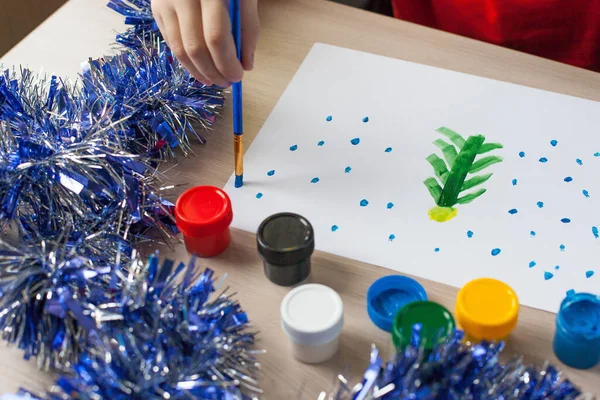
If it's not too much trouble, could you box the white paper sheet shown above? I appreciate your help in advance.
[225,43,600,313]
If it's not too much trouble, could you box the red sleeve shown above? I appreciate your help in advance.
[391,0,600,72]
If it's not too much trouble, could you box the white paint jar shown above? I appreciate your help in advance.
[280,283,344,364]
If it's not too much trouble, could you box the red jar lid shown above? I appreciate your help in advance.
[175,186,233,238]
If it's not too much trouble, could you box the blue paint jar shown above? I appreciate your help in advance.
[553,292,600,369]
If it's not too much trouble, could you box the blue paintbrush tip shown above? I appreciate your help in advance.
[234,174,244,188]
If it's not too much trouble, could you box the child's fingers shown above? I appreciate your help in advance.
[151,0,171,44]
[153,7,211,85]
[177,0,227,87]
[240,0,260,71]
[200,0,244,85]
[153,12,168,43]
[156,5,206,84]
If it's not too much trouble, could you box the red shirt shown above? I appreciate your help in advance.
[391,0,600,72]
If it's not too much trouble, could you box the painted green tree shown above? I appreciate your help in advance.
[424,127,503,222]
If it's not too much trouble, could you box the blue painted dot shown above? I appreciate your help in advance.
[434,247,440,252]
[564,176,573,182]
[566,289,576,297]
[560,244,565,251]
[511,179,518,186]
[344,166,352,173]
[331,225,339,232]
[539,157,548,163]
[362,116,369,123]
[467,230,473,238]
[491,248,501,256]
[290,144,298,151]
[544,272,554,280]
[537,201,544,208]
[326,115,332,122]
[389,234,396,242]
[550,140,558,147]
[351,138,360,145]
[508,208,518,215]
[385,147,392,153]
[311,177,320,184]
[360,199,369,207]
[595,152,600,157]
[386,202,394,209]
[586,270,595,278]
[555,265,560,270]
[583,190,590,198]
[256,192,263,199]
[267,170,275,176]
[530,231,536,237]
[561,218,571,223]
[317,140,325,146]
[593,226,599,239]
[529,261,536,268]
[519,151,526,158]
[576,158,583,166]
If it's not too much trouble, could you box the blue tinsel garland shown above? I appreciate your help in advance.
[0,230,130,369]
[81,44,224,158]
[329,327,581,399]
[1,250,260,400]
[108,0,161,49]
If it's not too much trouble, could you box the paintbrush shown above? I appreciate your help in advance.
[231,0,244,188]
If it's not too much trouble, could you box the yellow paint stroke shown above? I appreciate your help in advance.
[429,206,458,222]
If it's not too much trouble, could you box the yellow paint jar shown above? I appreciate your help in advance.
[455,278,519,342]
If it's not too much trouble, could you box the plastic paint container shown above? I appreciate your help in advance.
[367,275,427,332]
[392,300,455,351]
[281,284,344,364]
[257,212,314,286]
[455,278,519,342]
[553,292,600,369]
[175,186,233,257]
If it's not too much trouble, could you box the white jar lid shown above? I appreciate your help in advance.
[281,284,344,346]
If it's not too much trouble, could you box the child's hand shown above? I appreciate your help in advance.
[151,0,260,87]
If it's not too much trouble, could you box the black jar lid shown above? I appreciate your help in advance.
[257,213,315,266]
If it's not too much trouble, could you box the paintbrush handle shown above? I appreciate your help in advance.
[230,0,244,187]
[232,81,243,135]
[231,0,243,135]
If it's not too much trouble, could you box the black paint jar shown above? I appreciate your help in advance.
[257,212,314,286]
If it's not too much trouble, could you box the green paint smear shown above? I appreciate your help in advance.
[424,127,503,222]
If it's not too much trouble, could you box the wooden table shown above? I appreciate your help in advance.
[1,0,600,397]
[0,0,66,57]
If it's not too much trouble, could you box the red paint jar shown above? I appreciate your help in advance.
[175,186,233,257]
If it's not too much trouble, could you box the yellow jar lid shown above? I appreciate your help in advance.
[455,278,519,340]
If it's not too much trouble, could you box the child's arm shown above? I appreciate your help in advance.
[151,0,260,87]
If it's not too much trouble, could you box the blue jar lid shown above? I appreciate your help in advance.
[367,275,427,332]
